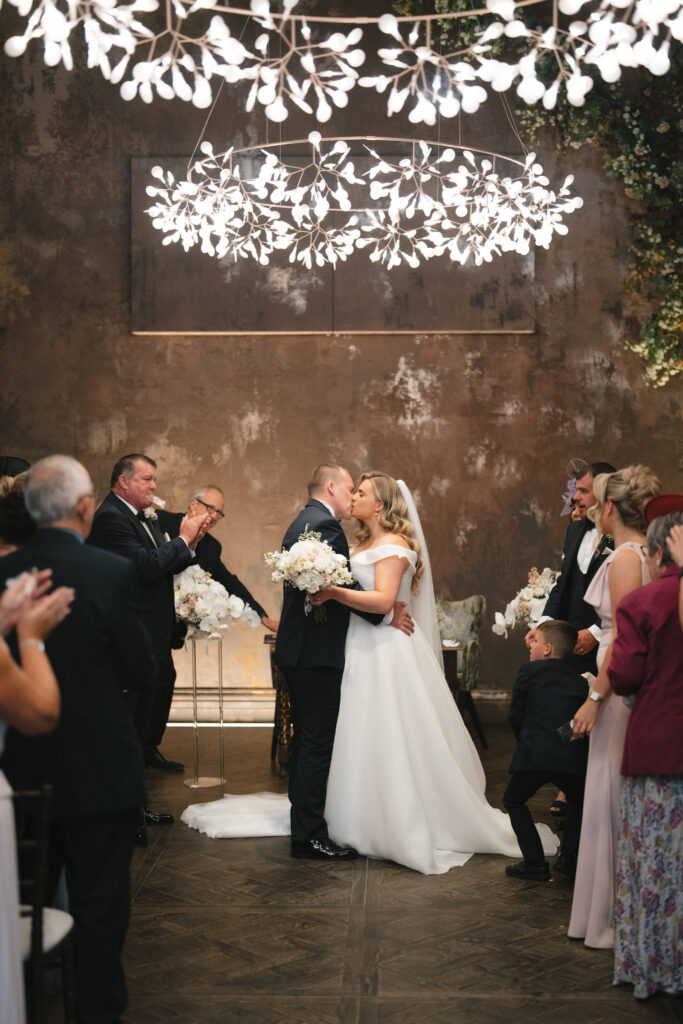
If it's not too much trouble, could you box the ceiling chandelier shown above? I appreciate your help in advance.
[145,134,584,269]
[3,0,679,115]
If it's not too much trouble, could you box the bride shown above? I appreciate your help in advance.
[183,471,558,874]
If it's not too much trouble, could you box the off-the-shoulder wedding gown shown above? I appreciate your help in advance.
[182,545,558,874]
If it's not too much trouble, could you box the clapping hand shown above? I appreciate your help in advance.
[667,524,683,567]
[179,512,212,550]
[0,569,74,640]
[17,587,75,643]
[0,569,53,636]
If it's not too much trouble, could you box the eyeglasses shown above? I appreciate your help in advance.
[195,497,225,519]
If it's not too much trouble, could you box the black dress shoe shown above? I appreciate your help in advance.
[144,807,175,826]
[505,859,550,881]
[135,826,148,847]
[554,851,577,879]
[145,747,184,772]
[291,838,358,860]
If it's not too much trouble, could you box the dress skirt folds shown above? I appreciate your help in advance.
[0,767,25,1024]
[614,774,683,999]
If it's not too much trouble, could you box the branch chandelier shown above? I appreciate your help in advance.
[4,0,676,268]
[3,0,679,114]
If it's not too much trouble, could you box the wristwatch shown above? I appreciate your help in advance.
[588,690,603,704]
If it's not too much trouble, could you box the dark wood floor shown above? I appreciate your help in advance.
[52,706,683,1024]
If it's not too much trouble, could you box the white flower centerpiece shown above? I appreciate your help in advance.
[174,564,261,639]
[264,525,354,623]
[492,566,559,638]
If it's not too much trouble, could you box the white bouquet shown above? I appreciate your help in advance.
[492,566,559,638]
[264,525,354,623]
[174,565,261,638]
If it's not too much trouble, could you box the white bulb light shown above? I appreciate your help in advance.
[1,0,678,115]
[145,138,583,270]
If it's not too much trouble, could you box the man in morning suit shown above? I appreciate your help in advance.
[156,484,279,633]
[503,619,589,882]
[275,464,413,861]
[88,454,210,777]
[0,456,157,1024]
[527,461,617,674]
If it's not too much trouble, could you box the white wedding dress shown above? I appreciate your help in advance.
[183,543,559,875]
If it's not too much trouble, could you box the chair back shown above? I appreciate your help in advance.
[436,596,487,646]
[12,786,53,968]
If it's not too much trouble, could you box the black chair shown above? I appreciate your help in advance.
[13,786,76,1024]
[264,635,292,774]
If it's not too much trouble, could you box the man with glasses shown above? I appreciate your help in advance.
[157,486,279,633]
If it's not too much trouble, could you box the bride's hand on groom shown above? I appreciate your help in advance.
[390,602,414,636]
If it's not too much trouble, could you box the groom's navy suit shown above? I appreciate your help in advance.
[542,517,611,673]
[88,491,194,751]
[276,499,382,841]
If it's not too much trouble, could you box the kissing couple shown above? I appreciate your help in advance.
[183,464,558,874]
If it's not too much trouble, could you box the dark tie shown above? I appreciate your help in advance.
[137,511,159,547]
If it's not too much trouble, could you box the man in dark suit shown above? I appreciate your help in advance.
[527,461,616,674]
[88,453,210,775]
[275,463,413,861]
[156,484,279,633]
[503,620,589,882]
[0,455,156,1024]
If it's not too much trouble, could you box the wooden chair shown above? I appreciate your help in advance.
[437,596,488,748]
[13,786,76,1024]
[264,635,291,773]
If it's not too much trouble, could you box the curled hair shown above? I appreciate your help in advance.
[588,464,661,534]
[646,510,683,567]
[354,471,424,592]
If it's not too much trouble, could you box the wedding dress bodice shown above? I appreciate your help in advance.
[350,545,416,607]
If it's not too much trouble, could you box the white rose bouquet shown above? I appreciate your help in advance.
[174,565,261,638]
[492,566,559,638]
[264,525,354,623]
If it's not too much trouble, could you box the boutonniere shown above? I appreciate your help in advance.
[143,496,166,524]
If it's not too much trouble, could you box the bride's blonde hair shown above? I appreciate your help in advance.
[354,471,424,592]
[588,464,661,533]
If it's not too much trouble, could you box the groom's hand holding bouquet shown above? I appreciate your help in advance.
[264,525,354,623]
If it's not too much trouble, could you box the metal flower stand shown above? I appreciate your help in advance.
[183,634,226,789]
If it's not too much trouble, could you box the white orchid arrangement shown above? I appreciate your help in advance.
[264,525,353,622]
[492,566,559,638]
[174,564,261,638]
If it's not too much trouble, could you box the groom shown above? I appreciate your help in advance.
[276,463,413,860]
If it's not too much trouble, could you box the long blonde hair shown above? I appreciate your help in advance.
[354,471,424,592]
[588,464,661,533]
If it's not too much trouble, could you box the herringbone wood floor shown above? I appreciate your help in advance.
[49,706,683,1024]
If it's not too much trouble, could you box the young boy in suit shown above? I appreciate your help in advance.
[503,620,589,881]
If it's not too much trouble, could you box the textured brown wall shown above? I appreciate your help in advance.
[1,6,682,693]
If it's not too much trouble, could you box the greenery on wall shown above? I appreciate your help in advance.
[393,0,683,387]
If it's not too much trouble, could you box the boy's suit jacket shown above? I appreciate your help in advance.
[508,659,589,775]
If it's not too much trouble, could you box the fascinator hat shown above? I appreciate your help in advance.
[645,493,683,523]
